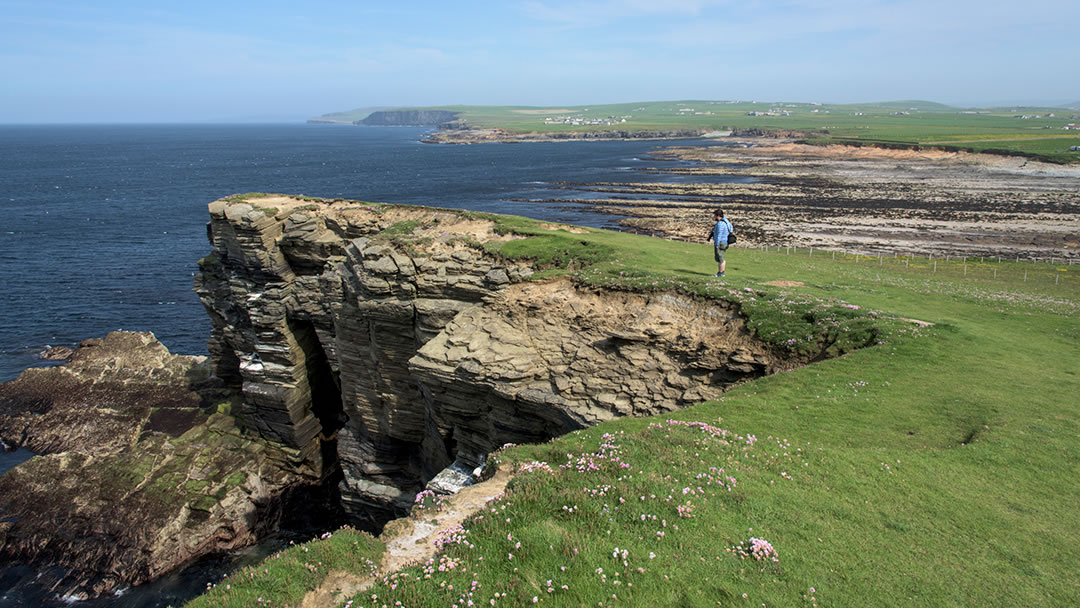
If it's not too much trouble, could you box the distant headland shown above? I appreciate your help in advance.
[309,99,1080,162]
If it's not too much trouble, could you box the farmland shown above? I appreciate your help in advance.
[312,100,1080,163]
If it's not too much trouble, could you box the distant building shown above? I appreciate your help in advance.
[1065,123,1080,130]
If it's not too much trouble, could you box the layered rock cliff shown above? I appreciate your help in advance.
[196,195,787,525]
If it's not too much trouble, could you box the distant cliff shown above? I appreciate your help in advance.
[360,110,461,126]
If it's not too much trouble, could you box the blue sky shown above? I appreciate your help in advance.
[1,0,1076,122]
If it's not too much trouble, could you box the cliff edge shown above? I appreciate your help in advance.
[195,195,791,525]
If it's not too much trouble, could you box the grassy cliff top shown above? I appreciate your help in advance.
[190,199,1080,607]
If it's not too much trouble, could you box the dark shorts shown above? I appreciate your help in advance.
[714,242,728,263]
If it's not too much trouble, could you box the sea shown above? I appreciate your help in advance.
[0,123,742,606]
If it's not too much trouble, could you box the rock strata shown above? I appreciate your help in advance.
[409,281,779,471]
[0,331,218,455]
[196,195,790,527]
[0,331,318,599]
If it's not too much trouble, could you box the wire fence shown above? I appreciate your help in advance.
[749,244,1077,289]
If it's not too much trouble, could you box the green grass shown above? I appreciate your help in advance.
[187,215,1080,607]
[183,527,383,608]
[222,192,275,203]
[380,220,421,237]
[321,100,1080,163]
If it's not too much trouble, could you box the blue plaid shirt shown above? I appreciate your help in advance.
[711,219,733,245]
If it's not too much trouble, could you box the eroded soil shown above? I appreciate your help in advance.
[300,466,514,608]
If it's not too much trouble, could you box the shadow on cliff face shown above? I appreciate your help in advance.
[288,317,348,478]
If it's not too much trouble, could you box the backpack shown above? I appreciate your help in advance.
[726,220,736,245]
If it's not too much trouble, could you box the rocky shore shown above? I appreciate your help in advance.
[0,332,326,599]
[422,126,711,144]
[514,138,1080,261]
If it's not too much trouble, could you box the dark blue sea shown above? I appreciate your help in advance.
[0,123,743,382]
[0,124,744,606]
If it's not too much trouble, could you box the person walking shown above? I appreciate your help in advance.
[708,208,734,277]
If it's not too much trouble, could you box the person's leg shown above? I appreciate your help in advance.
[714,245,726,276]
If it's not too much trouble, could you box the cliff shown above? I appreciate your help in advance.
[360,110,461,126]
[195,195,788,524]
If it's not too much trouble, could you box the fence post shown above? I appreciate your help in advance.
[934,260,937,272]
[1024,270,1028,282]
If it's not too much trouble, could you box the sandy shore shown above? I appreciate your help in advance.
[517,138,1080,261]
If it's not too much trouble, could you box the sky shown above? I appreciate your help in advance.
[1,0,1077,123]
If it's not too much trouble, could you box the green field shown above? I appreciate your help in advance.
[186,212,1080,607]
[314,100,1080,163]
